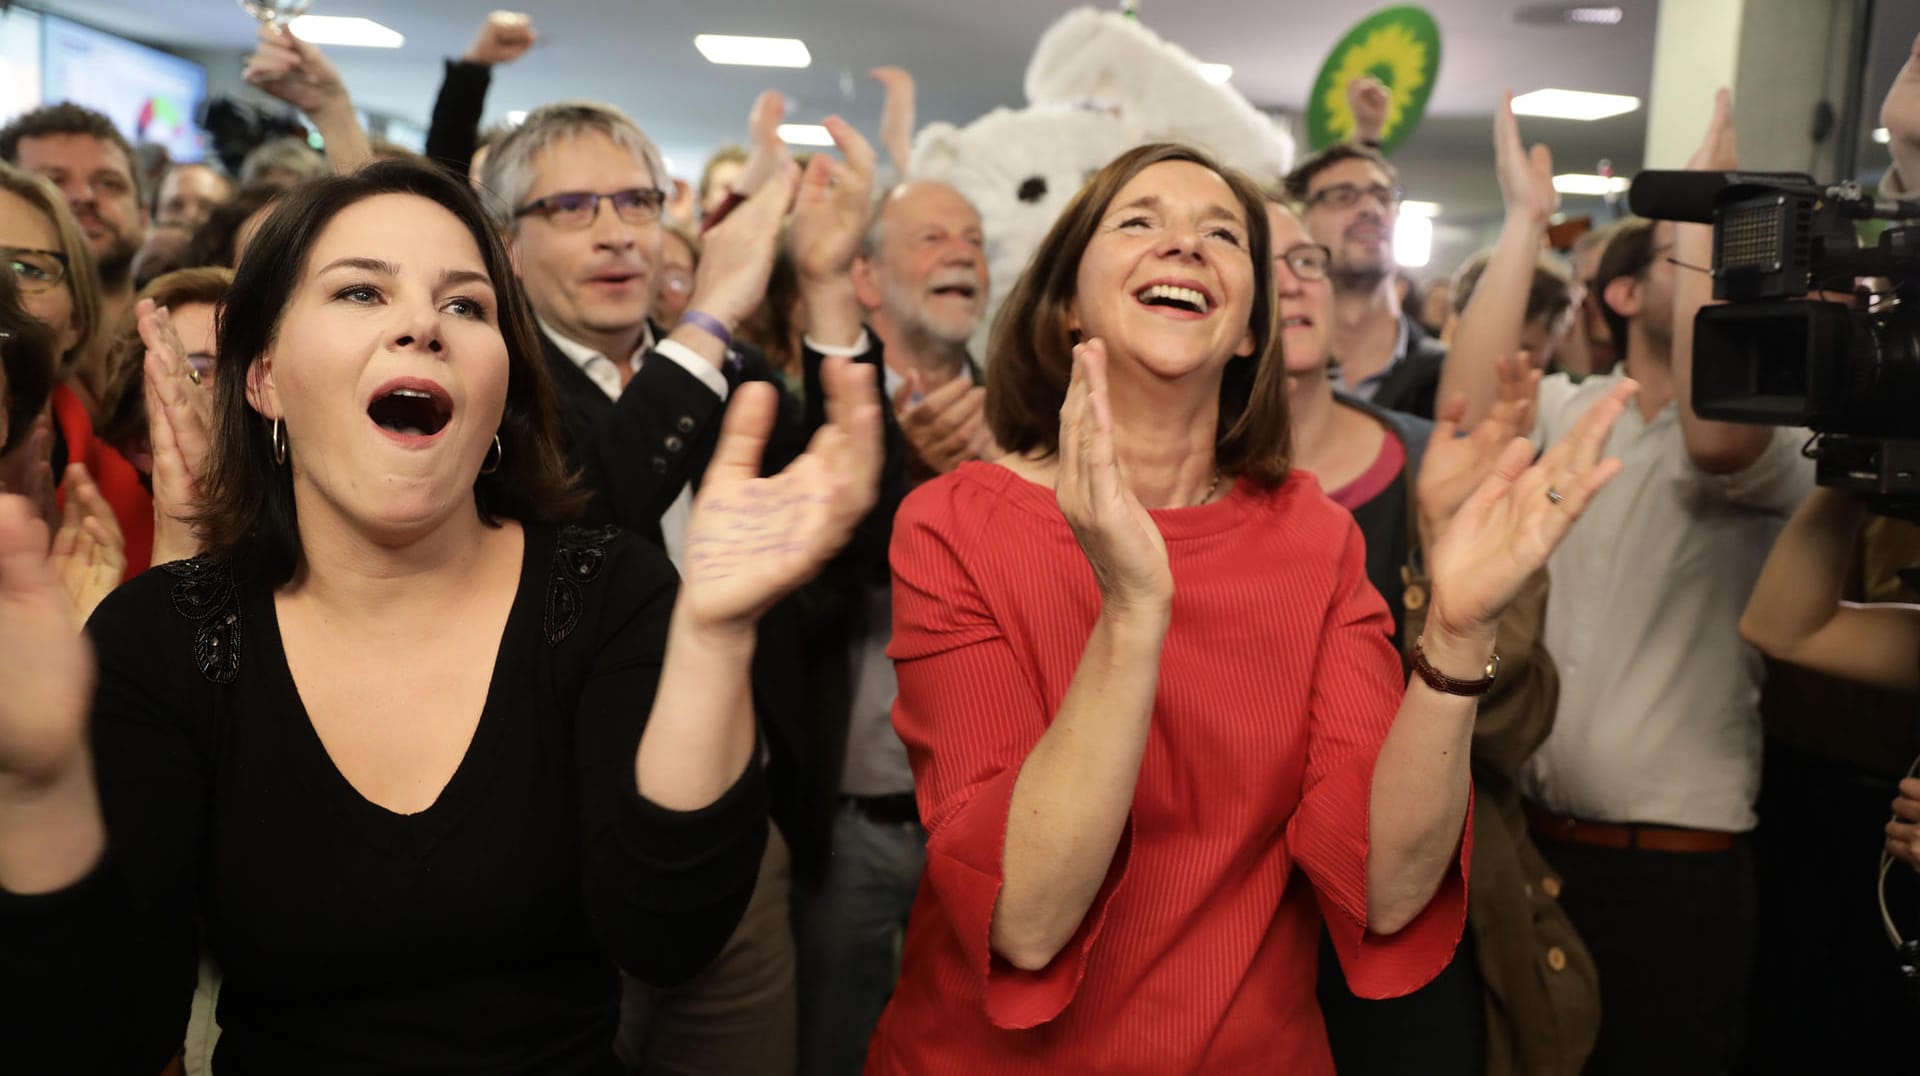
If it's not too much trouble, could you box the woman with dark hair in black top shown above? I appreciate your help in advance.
[0,158,880,1074]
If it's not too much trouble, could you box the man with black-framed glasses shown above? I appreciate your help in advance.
[1283,143,1446,419]
[482,100,811,1076]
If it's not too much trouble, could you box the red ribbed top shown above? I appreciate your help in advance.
[868,462,1469,1075]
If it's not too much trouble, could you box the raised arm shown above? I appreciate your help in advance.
[638,357,882,809]
[244,24,372,175]
[1739,488,1920,693]
[982,341,1172,971]
[1882,33,1920,192]
[424,11,536,174]
[1671,89,1775,474]
[1437,92,1558,430]
[790,116,877,351]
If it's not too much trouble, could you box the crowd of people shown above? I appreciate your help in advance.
[0,9,1917,1075]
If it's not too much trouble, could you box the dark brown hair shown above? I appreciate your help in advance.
[0,271,56,456]
[1450,248,1576,326]
[1592,217,1658,356]
[197,158,585,583]
[0,102,146,207]
[985,142,1290,488]
[1281,142,1400,204]
[185,181,288,270]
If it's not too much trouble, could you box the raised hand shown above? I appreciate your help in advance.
[1348,76,1391,144]
[1425,378,1638,640]
[45,464,125,628]
[1495,90,1557,226]
[731,91,794,206]
[140,300,212,564]
[1418,354,1542,548]
[0,494,95,786]
[871,65,918,175]
[1057,339,1171,616]
[789,116,878,284]
[893,372,997,475]
[684,158,800,337]
[1687,87,1738,172]
[680,357,882,632]
[244,23,346,117]
[463,11,536,66]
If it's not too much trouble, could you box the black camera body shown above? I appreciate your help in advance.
[1630,170,1920,519]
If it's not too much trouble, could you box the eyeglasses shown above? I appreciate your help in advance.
[1,247,70,294]
[513,188,667,229]
[1305,182,1405,212]
[1276,243,1333,282]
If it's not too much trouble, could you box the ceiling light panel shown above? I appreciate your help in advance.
[1552,173,1630,196]
[777,124,834,146]
[1510,88,1641,121]
[695,34,812,68]
[288,16,404,48]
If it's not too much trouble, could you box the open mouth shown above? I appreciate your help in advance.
[1281,314,1314,329]
[1134,282,1212,315]
[367,380,453,440]
[929,282,977,300]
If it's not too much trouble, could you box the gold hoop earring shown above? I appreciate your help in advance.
[479,433,502,475]
[272,417,287,465]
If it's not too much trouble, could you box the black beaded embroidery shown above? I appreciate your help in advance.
[546,525,620,645]
[165,557,242,684]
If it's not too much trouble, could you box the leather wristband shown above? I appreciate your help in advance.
[1411,633,1499,697]
[677,310,732,349]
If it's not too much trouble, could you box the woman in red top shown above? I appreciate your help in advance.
[867,144,1636,1074]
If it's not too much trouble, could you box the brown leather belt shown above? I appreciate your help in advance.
[1525,802,1737,854]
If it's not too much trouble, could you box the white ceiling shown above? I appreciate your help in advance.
[16,0,1685,274]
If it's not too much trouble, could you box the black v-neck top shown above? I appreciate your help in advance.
[0,524,768,1075]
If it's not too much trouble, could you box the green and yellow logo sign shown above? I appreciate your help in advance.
[1306,5,1442,154]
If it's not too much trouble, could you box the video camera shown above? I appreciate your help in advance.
[1629,170,1920,519]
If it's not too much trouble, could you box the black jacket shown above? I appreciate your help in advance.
[538,328,827,875]
[424,59,491,177]
[1366,314,1449,421]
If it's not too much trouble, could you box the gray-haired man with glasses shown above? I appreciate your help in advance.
[483,100,811,1076]
[1283,143,1446,419]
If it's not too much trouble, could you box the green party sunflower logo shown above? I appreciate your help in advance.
[1307,6,1442,154]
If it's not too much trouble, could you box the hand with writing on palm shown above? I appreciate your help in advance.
[680,357,882,632]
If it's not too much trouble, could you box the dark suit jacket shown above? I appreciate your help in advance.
[1368,314,1449,421]
[538,327,826,874]
[793,335,974,856]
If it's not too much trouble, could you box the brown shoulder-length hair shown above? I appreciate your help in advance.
[197,157,586,583]
[985,142,1290,487]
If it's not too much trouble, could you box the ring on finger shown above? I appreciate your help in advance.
[1545,487,1565,506]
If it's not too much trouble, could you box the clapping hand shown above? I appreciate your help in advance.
[1418,354,1541,548]
[1883,33,1920,181]
[893,372,997,476]
[788,116,877,284]
[1425,379,1638,641]
[0,494,95,786]
[730,91,795,206]
[139,300,212,564]
[1057,339,1171,618]
[1687,88,1738,172]
[45,464,124,628]
[680,358,882,633]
